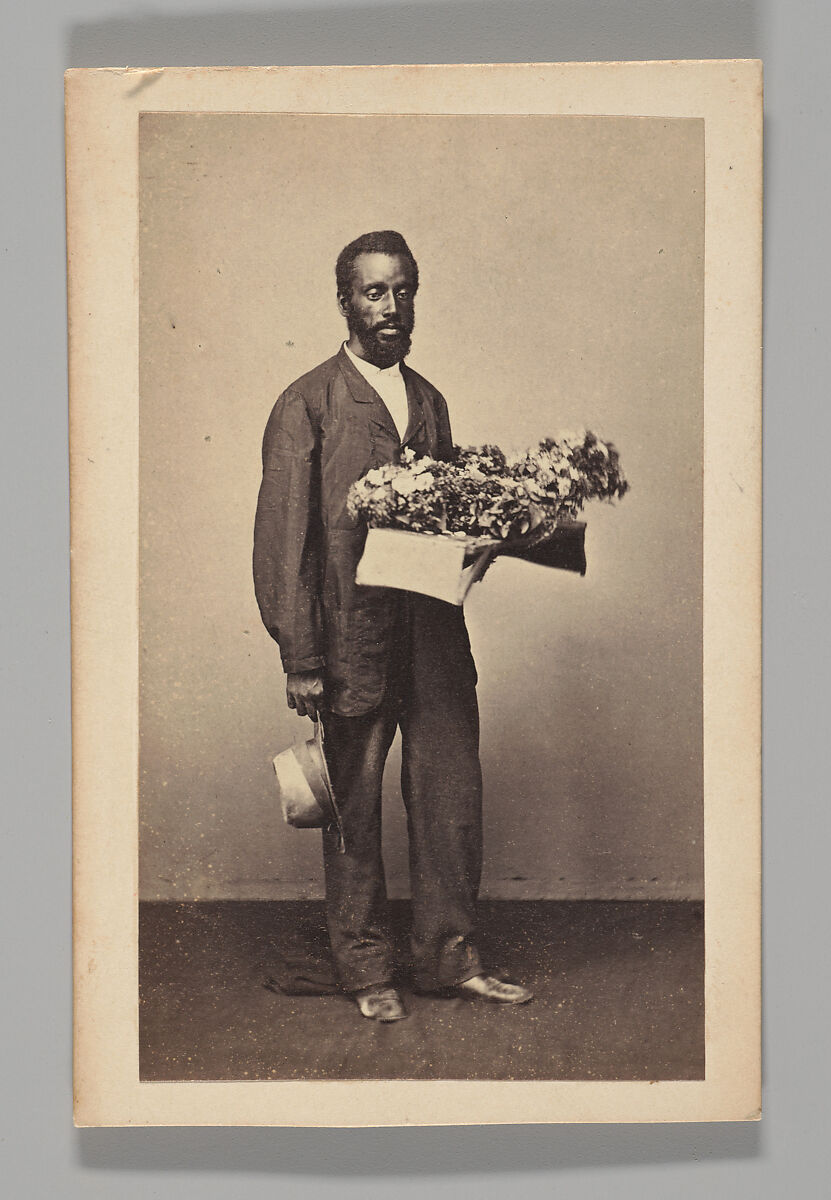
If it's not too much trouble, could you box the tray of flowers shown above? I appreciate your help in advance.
[348,432,628,605]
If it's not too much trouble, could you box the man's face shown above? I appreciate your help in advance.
[338,252,416,368]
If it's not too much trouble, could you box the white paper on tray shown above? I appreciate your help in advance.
[355,528,496,605]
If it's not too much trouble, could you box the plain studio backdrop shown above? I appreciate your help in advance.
[139,112,703,903]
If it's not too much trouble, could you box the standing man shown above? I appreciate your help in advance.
[253,231,532,1022]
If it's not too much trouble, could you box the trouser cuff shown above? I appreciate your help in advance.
[411,945,483,992]
[337,969,397,995]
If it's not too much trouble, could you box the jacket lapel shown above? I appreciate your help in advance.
[401,366,426,447]
[336,346,400,443]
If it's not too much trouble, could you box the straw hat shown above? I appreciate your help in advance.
[273,720,344,851]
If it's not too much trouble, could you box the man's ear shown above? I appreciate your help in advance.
[336,291,349,317]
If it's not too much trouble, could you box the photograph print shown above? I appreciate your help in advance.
[137,110,704,1083]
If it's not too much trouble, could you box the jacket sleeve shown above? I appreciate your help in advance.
[253,387,325,674]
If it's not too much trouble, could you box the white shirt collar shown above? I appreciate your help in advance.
[343,341,404,381]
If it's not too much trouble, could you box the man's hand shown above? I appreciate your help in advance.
[286,670,326,721]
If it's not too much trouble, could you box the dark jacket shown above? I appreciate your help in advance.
[253,345,460,716]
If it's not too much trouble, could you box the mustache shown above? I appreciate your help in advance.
[373,320,406,332]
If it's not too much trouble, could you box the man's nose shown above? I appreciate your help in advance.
[380,290,399,317]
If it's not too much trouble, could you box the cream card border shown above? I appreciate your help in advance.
[66,60,762,1127]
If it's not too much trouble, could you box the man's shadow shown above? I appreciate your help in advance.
[67,0,763,1178]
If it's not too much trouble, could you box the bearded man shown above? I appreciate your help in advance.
[253,230,532,1021]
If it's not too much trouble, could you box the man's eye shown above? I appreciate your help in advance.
[366,291,382,300]
[396,290,411,300]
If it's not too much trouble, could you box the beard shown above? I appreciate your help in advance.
[346,311,413,368]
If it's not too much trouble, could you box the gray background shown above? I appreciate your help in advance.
[1,0,827,1195]
[138,110,703,905]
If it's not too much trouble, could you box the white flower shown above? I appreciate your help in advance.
[410,456,434,474]
[392,474,420,496]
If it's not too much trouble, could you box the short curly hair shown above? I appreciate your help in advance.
[335,230,419,297]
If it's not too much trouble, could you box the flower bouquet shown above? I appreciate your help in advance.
[348,432,628,605]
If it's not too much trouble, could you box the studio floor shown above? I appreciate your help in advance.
[139,899,704,1082]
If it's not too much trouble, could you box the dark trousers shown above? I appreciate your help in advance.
[321,595,484,992]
